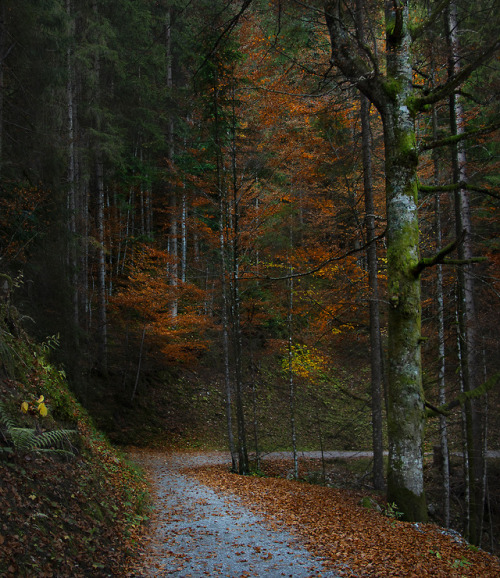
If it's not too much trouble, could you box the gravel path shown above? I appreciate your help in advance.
[128,451,341,577]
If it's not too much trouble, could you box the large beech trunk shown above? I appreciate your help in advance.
[326,0,427,520]
[382,94,426,522]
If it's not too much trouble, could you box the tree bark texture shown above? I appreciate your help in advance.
[446,2,483,544]
[360,94,385,492]
[325,0,427,520]
[354,0,385,492]
[382,16,426,520]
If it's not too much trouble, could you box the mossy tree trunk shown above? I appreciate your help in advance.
[381,0,427,521]
[325,0,427,521]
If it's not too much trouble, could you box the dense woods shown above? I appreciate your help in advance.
[1,0,499,554]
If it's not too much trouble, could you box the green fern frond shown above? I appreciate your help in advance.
[9,427,38,452]
[0,401,17,433]
[9,427,77,453]
[30,429,77,450]
[0,401,77,455]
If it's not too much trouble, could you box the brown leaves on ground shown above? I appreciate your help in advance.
[186,461,500,577]
[0,453,147,577]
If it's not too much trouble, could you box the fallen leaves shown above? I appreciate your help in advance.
[0,451,147,577]
[185,460,500,577]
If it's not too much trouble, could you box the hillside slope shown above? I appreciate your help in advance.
[0,302,149,576]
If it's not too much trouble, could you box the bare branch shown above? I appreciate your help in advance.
[426,371,500,418]
[247,231,386,282]
[420,119,500,152]
[413,38,500,111]
[412,232,465,277]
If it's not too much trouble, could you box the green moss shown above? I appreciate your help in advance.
[386,482,427,522]
[383,78,401,100]
[399,129,417,154]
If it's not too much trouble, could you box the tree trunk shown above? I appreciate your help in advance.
[166,7,178,318]
[360,93,385,491]
[214,68,237,472]
[354,0,384,490]
[66,0,79,331]
[231,230,249,475]
[96,156,107,373]
[435,153,451,529]
[446,2,483,544]
[219,198,237,472]
[181,191,187,283]
[0,4,5,177]
[230,72,249,475]
[325,0,427,520]
[93,0,107,373]
[288,267,298,480]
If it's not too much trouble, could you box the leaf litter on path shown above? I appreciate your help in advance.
[127,450,341,577]
[127,450,500,577]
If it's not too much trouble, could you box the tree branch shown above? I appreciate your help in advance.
[194,0,254,77]
[420,119,500,152]
[412,231,465,277]
[419,182,500,201]
[410,0,451,42]
[413,38,500,112]
[324,1,385,111]
[426,371,500,418]
[247,231,386,282]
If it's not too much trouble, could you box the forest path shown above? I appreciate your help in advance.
[127,450,341,577]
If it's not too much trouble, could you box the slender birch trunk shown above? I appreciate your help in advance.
[288,266,298,480]
[446,2,483,544]
[359,92,385,491]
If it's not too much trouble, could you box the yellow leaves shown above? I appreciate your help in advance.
[20,395,48,417]
[282,344,327,380]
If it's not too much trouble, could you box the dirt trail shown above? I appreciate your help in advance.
[127,451,341,577]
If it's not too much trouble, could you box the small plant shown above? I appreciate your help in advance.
[21,394,48,417]
[0,399,78,457]
[383,501,403,520]
[451,556,471,569]
[360,496,382,512]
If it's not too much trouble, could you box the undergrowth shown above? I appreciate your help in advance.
[0,305,150,576]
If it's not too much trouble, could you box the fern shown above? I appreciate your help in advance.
[0,401,77,457]
[0,401,17,432]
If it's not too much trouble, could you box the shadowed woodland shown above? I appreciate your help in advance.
[0,0,499,574]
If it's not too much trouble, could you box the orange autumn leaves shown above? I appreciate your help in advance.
[188,460,500,578]
[110,245,212,364]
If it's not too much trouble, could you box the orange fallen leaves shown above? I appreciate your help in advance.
[186,463,500,577]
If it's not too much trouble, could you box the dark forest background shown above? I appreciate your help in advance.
[1,0,499,551]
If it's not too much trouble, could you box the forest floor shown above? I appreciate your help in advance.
[125,449,500,577]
